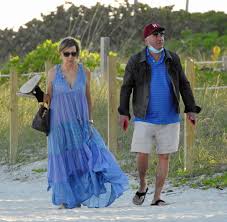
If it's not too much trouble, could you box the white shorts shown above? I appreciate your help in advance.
[131,121,180,154]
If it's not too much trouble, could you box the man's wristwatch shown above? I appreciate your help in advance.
[89,119,94,124]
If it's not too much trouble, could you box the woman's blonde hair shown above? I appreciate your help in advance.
[58,36,80,57]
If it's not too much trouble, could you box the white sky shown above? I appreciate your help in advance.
[0,0,227,30]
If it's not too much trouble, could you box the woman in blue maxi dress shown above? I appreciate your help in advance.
[45,37,128,209]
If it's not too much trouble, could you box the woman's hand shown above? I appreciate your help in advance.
[43,94,50,106]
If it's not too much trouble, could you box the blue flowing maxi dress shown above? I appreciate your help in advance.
[47,64,128,208]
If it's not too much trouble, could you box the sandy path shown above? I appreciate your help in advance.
[0,161,226,222]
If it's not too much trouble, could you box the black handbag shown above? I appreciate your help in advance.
[32,104,50,135]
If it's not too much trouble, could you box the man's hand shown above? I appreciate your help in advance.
[119,115,129,131]
[186,112,196,125]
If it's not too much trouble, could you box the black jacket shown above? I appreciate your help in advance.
[118,48,201,119]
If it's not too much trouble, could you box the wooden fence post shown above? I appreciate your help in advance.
[45,61,52,86]
[184,58,195,171]
[107,56,117,153]
[222,56,227,71]
[100,37,110,81]
[9,68,18,164]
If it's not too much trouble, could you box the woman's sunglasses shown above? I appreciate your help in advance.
[63,52,77,57]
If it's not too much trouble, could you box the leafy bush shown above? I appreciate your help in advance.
[0,39,101,74]
[166,30,227,60]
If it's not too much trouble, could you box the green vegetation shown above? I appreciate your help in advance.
[1,1,227,64]
[32,168,47,173]
[166,30,227,59]
[198,172,227,189]
[171,171,227,189]
[0,39,100,75]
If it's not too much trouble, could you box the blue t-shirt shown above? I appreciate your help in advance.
[134,48,180,124]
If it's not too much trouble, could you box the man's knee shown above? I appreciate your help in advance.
[137,152,149,158]
[158,153,170,161]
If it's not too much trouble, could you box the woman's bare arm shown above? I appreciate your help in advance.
[44,66,55,106]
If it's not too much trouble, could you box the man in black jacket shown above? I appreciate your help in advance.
[118,23,201,206]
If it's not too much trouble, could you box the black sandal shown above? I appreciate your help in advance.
[132,187,148,205]
[151,199,166,206]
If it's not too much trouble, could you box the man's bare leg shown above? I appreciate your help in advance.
[137,152,149,192]
[153,154,170,202]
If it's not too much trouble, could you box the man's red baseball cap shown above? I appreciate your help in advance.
[143,23,165,39]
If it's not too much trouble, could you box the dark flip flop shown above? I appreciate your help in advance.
[151,199,167,206]
[132,187,149,205]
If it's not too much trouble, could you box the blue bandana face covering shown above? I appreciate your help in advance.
[148,45,164,54]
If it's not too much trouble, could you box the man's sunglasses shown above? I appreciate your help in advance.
[63,52,77,57]
[152,31,165,37]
